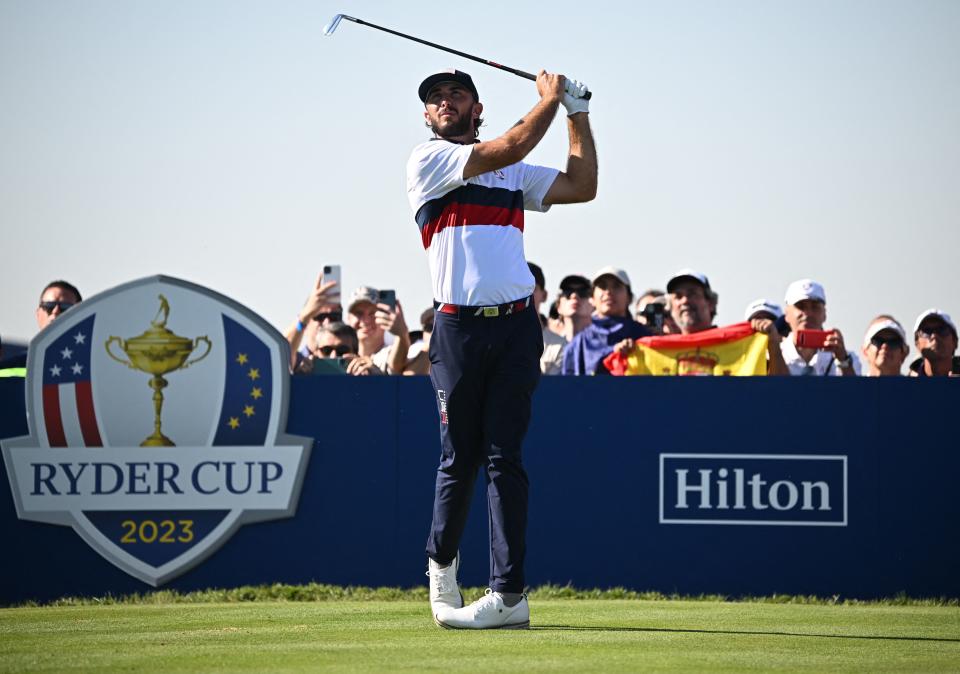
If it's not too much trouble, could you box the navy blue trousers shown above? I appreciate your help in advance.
[426,304,543,593]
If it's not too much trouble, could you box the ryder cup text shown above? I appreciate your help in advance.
[30,461,284,496]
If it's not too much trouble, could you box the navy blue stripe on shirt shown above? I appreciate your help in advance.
[415,184,524,231]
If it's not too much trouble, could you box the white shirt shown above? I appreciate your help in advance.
[406,139,559,306]
[541,328,567,376]
[780,338,862,376]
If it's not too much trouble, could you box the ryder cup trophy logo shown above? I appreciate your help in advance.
[1,276,312,586]
[105,295,212,446]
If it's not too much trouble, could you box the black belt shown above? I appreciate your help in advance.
[434,296,533,318]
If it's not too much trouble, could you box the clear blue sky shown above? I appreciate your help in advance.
[3,0,959,365]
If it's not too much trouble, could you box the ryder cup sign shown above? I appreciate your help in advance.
[1,276,312,585]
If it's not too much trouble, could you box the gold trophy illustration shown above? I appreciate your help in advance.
[106,294,212,446]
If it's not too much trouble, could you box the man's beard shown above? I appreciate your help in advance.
[431,113,474,139]
[677,307,701,329]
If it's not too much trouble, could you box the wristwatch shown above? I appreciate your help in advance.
[836,354,853,370]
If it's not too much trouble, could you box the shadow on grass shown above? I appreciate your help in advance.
[532,625,960,643]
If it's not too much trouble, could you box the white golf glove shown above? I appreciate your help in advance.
[561,79,590,116]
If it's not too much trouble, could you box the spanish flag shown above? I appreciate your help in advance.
[603,322,768,376]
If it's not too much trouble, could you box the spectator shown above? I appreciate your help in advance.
[666,270,717,335]
[554,275,593,339]
[666,271,786,374]
[744,299,783,324]
[529,263,569,375]
[561,267,650,375]
[0,334,27,378]
[37,280,82,331]
[528,262,549,328]
[284,273,340,372]
[861,315,909,377]
[404,308,435,375]
[297,322,385,376]
[635,289,677,335]
[540,274,590,375]
[908,309,960,377]
[346,286,410,375]
[546,298,562,335]
[1,280,84,378]
[779,279,860,376]
[744,297,790,343]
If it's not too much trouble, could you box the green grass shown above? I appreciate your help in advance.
[2,594,958,673]
[16,583,958,607]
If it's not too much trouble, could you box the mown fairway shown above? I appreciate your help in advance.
[2,599,958,673]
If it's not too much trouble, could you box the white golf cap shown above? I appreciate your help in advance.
[784,279,826,306]
[666,269,711,293]
[744,299,784,322]
[591,266,631,288]
[347,286,379,313]
[863,318,907,346]
[913,308,958,338]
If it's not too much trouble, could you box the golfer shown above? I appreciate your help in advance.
[406,68,597,629]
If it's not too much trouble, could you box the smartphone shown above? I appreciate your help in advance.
[310,357,348,376]
[795,329,832,349]
[322,265,341,301]
[378,289,396,310]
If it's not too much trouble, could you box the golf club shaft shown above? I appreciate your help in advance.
[336,15,591,99]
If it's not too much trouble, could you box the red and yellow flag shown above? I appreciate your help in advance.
[604,322,768,376]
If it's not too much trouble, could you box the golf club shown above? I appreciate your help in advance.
[322,14,591,99]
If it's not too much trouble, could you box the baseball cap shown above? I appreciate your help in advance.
[667,269,711,294]
[744,299,784,322]
[591,266,631,288]
[863,318,907,346]
[347,286,379,313]
[559,274,591,292]
[913,308,958,338]
[418,69,480,103]
[784,279,826,306]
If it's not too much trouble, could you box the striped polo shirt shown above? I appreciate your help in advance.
[406,139,559,306]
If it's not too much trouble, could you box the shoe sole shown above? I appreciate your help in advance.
[432,591,465,628]
[435,618,530,630]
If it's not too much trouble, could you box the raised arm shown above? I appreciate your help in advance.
[462,71,564,179]
[544,81,597,205]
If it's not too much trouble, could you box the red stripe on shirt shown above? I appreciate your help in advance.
[75,380,103,447]
[421,203,524,249]
[42,384,67,447]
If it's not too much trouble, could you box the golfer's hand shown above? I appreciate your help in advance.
[536,70,565,104]
[561,79,590,116]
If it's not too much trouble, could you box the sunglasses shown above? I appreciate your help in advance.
[317,344,351,357]
[870,334,904,349]
[39,301,75,314]
[561,288,591,299]
[314,311,343,322]
[917,325,953,339]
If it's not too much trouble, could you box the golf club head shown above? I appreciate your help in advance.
[322,14,343,36]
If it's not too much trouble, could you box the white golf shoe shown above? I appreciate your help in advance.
[435,588,530,630]
[427,554,463,623]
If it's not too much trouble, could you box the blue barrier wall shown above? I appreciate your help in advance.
[1,376,958,603]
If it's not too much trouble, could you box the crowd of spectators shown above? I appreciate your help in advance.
[2,275,957,379]
[279,265,957,378]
